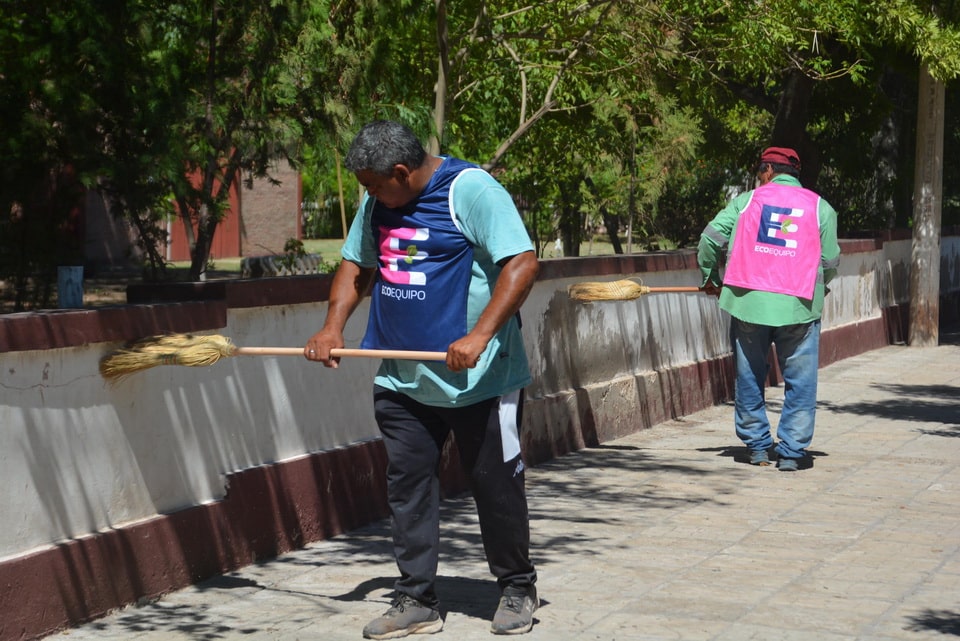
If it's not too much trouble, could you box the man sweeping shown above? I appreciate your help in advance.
[304,120,539,637]
[698,147,841,472]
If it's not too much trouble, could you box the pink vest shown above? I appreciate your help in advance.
[723,182,822,299]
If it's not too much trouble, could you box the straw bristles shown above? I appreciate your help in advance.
[99,333,239,381]
[568,279,651,302]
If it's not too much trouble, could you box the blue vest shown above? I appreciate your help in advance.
[360,158,476,352]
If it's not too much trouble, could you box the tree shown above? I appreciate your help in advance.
[652,0,960,345]
[351,0,704,254]
[652,0,960,192]
[151,1,315,281]
[0,0,172,306]
[0,0,354,291]
[908,63,945,346]
[7,0,960,303]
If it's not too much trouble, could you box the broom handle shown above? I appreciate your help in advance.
[234,347,448,361]
[645,286,704,293]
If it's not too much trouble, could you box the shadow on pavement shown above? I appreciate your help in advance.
[906,608,960,636]
[820,382,960,430]
[85,601,262,640]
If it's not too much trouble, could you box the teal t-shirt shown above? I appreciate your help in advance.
[697,175,841,326]
[342,158,534,407]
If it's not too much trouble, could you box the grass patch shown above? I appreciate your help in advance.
[170,237,638,276]
[168,239,347,275]
[302,238,347,258]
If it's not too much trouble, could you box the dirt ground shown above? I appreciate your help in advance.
[0,272,237,314]
[0,277,124,314]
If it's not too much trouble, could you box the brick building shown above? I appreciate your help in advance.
[85,158,303,270]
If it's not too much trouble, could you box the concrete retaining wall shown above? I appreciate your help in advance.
[0,234,958,640]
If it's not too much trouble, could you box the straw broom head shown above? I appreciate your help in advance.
[568,278,651,302]
[99,333,239,381]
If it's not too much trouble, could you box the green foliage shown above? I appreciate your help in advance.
[276,237,306,272]
[301,198,346,239]
[275,237,339,274]
[658,159,731,248]
[649,0,960,232]
[4,0,960,311]
[0,0,163,308]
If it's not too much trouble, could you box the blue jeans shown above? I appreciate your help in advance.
[732,319,821,460]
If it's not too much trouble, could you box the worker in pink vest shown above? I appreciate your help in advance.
[698,147,841,471]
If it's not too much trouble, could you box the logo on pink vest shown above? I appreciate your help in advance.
[723,183,822,299]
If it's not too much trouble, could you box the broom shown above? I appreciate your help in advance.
[99,333,446,381]
[568,278,703,302]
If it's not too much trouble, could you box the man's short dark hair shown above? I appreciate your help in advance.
[761,162,801,179]
[344,121,427,175]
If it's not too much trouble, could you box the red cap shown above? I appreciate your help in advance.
[760,147,801,170]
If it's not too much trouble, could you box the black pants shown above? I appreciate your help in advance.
[373,385,537,608]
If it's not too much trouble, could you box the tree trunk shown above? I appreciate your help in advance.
[559,205,581,258]
[770,70,821,187]
[335,148,348,240]
[428,0,448,156]
[602,209,623,254]
[908,64,944,347]
[190,204,214,282]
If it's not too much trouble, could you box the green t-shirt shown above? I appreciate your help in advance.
[342,162,533,407]
[697,175,841,326]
